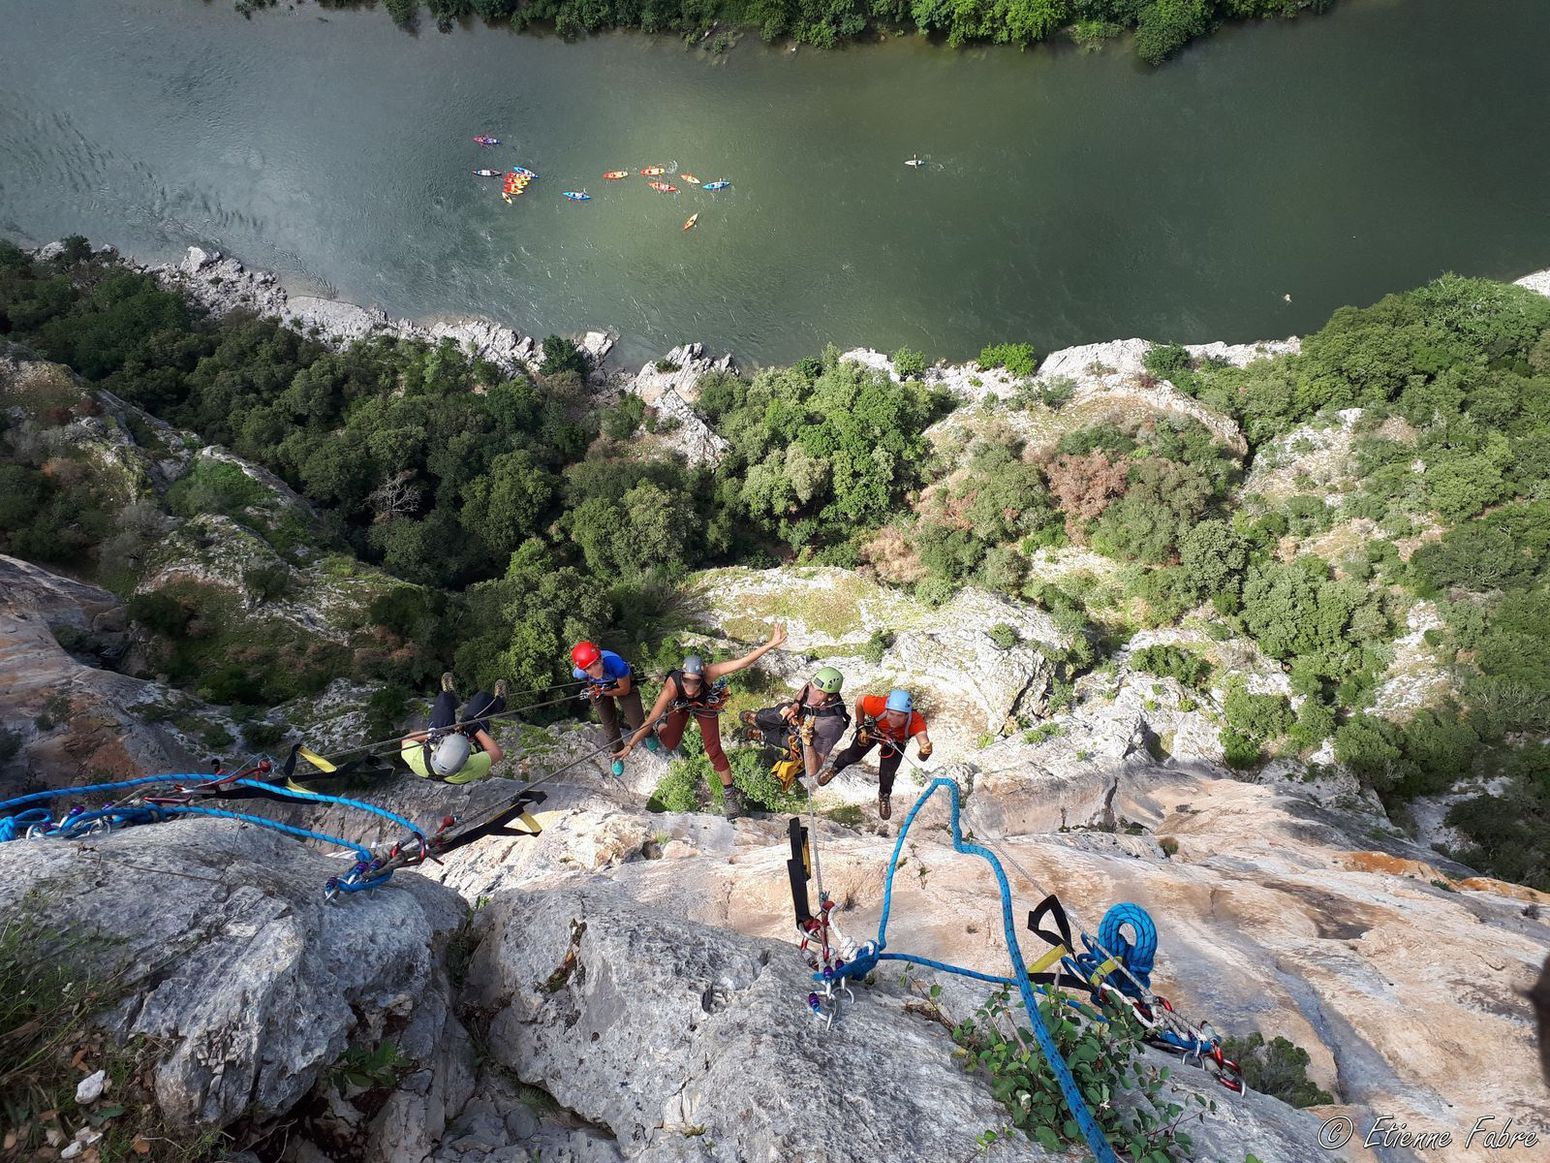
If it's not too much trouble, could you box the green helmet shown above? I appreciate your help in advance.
[811,666,844,695]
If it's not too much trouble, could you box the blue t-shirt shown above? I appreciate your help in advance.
[574,650,631,687]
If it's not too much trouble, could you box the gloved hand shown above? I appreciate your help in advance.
[917,738,934,760]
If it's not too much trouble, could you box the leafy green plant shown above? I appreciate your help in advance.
[862,628,894,665]
[326,1041,411,1095]
[977,342,1038,378]
[988,622,1020,650]
[947,983,1205,1159]
[891,346,927,379]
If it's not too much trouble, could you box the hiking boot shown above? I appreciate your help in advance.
[440,672,456,693]
[643,733,662,755]
[815,761,837,787]
[722,786,746,818]
[738,710,758,728]
[494,678,509,699]
[878,791,892,820]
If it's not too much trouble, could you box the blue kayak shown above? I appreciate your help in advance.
[513,166,539,178]
[562,191,590,201]
[703,180,731,191]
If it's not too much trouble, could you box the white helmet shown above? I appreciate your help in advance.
[431,734,471,778]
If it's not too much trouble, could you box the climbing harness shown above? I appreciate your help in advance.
[668,675,730,715]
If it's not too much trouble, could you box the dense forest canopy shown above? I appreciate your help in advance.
[233,0,1338,65]
[2,236,1548,887]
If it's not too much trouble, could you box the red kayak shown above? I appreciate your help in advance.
[474,135,500,146]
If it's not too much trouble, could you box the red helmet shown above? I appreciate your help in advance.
[571,641,602,669]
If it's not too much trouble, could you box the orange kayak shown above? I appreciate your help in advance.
[603,170,630,180]
[648,181,677,193]
[680,174,701,185]
[640,165,666,176]
[683,213,699,231]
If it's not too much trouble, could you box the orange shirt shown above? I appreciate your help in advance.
[858,694,927,742]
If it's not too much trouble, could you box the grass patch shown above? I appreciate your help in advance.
[0,898,225,1161]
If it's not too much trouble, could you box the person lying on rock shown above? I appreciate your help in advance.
[400,673,507,784]
[815,688,933,820]
[570,640,655,757]
[617,623,787,817]
[739,666,850,788]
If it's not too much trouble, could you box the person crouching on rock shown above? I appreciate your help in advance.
[740,666,850,786]
[400,673,507,784]
[570,640,654,757]
[815,688,933,820]
[617,623,787,817]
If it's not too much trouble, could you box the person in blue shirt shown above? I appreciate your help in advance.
[570,641,653,755]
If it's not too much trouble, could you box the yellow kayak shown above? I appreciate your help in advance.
[683,213,699,231]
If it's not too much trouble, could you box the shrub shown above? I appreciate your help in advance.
[1142,342,1193,379]
[1129,645,1212,689]
[945,982,1203,1158]
[539,334,588,377]
[1219,1033,1335,1108]
[987,622,1020,650]
[977,343,1038,377]
[601,393,645,439]
[891,346,927,379]
[863,629,894,665]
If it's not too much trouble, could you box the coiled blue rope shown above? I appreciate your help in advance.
[848,778,1119,1163]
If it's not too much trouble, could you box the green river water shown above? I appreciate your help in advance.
[2,0,1548,366]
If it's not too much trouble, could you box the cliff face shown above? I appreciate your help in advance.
[6,258,1550,1161]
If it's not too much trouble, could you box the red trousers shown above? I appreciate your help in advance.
[658,708,729,776]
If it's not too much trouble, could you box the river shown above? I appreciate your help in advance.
[2,0,1548,366]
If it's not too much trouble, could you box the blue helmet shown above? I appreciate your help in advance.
[886,688,913,714]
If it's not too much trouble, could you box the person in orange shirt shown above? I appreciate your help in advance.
[815,688,933,820]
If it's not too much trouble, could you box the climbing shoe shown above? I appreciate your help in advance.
[878,792,892,820]
[722,786,746,818]
[643,734,662,755]
[494,678,509,699]
[815,761,837,787]
[440,672,457,693]
[739,710,758,728]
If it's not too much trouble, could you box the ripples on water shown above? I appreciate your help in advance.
[1,0,1548,364]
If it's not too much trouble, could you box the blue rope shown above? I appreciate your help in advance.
[0,774,197,815]
[854,778,1119,1163]
[230,779,423,839]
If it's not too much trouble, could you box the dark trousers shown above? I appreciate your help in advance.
[430,689,505,737]
[755,705,847,764]
[828,734,903,795]
[594,687,646,751]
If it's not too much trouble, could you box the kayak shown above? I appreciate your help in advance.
[905,157,925,167]
[603,170,630,180]
[680,174,701,185]
[472,169,502,178]
[683,213,699,231]
[640,165,666,176]
[512,166,538,178]
[647,182,677,193]
[563,191,591,201]
[474,135,500,146]
[703,180,731,191]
